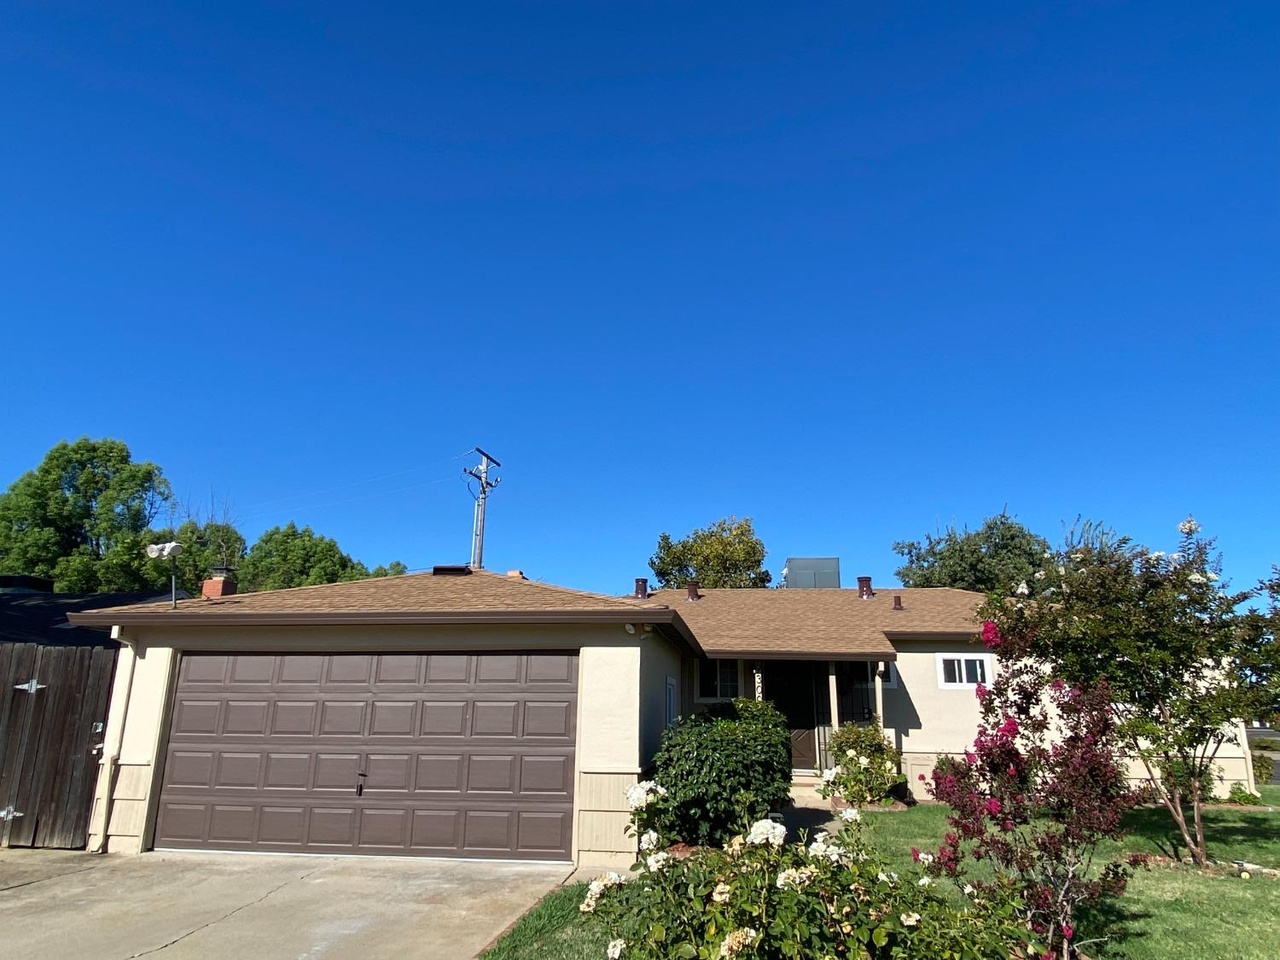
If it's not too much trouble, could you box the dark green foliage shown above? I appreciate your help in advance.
[1253,751,1275,786]
[649,516,771,589]
[893,512,1050,593]
[0,437,172,592]
[239,522,371,592]
[650,698,791,845]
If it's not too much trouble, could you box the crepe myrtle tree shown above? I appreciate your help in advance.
[979,517,1279,867]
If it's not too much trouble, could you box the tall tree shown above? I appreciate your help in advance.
[145,517,248,596]
[238,522,372,592]
[981,518,1278,867]
[893,513,1051,593]
[649,516,771,589]
[0,438,172,592]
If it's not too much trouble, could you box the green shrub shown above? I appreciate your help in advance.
[584,813,1042,960]
[1227,782,1263,805]
[818,720,906,807]
[1252,751,1275,786]
[1250,737,1280,752]
[647,698,791,846]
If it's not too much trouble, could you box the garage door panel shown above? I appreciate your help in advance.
[411,809,461,850]
[259,806,306,844]
[365,753,412,791]
[313,753,360,790]
[230,656,274,684]
[156,802,209,843]
[264,753,311,789]
[309,808,357,847]
[215,752,263,789]
[370,700,416,736]
[524,700,573,738]
[421,701,466,736]
[224,700,269,736]
[319,701,366,736]
[470,701,518,736]
[271,700,318,735]
[173,700,220,736]
[325,655,372,685]
[209,805,255,842]
[416,754,464,793]
[159,652,576,859]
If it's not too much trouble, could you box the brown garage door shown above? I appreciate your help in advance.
[154,652,577,860]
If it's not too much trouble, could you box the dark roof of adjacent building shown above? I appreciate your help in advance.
[1,590,176,647]
[649,586,983,660]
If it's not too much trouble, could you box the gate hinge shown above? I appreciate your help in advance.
[0,806,24,822]
[13,679,47,694]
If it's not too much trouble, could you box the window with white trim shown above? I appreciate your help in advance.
[696,659,741,700]
[936,653,992,689]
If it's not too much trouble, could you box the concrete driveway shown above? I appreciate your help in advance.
[0,849,569,960]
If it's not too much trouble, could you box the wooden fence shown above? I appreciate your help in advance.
[0,641,119,848]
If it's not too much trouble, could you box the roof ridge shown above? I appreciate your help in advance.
[479,569,669,609]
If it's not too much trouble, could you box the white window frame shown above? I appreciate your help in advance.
[935,653,993,689]
[695,658,743,702]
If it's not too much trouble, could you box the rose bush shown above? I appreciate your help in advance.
[818,721,907,808]
[585,810,1044,960]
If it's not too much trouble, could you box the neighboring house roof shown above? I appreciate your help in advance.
[68,569,699,646]
[0,589,176,647]
[650,586,983,660]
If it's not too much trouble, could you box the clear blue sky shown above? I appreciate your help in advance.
[2,2,1276,595]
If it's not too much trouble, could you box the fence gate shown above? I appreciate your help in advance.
[0,641,118,848]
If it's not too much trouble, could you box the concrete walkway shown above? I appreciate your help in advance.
[0,848,569,960]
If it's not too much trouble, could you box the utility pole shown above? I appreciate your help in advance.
[464,447,501,569]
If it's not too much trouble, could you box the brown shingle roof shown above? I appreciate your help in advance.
[653,586,982,659]
[69,569,677,628]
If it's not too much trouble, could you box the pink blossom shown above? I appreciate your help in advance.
[965,750,977,764]
[975,682,989,701]
[984,798,1002,816]
[981,620,1001,649]
[1007,764,1017,777]
[1062,922,1074,941]
[998,716,1020,737]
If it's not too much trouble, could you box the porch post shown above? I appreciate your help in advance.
[827,661,840,729]
[873,662,885,728]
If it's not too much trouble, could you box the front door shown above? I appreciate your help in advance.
[762,661,821,771]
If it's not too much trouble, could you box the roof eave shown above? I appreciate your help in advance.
[692,649,898,662]
[67,608,683,629]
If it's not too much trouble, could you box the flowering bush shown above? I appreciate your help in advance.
[646,698,792,846]
[585,811,1042,959]
[927,631,1138,959]
[818,721,907,807]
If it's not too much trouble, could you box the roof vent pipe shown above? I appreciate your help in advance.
[687,579,701,601]
[892,595,904,611]
[857,576,874,599]
[634,577,649,599]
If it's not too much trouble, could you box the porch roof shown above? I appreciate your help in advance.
[653,586,982,660]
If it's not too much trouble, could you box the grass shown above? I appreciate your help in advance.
[482,790,1280,960]
[1248,737,1280,752]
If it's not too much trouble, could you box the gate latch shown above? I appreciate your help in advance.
[13,679,46,694]
[0,807,24,822]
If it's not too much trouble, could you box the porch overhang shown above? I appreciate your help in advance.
[694,649,897,662]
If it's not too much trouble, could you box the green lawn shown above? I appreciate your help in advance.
[482,789,1280,960]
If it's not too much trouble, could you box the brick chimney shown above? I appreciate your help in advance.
[686,579,701,601]
[201,571,237,599]
[857,576,874,599]
[634,577,649,599]
[892,594,904,611]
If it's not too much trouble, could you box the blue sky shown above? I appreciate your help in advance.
[2,1,1276,596]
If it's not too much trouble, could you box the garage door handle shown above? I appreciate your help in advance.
[356,772,366,797]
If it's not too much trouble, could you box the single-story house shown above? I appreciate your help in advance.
[71,569,1256,869]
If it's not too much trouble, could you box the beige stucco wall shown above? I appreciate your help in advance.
[638,632,683,764]
[88,621,656,865]
[884,639,1256,800]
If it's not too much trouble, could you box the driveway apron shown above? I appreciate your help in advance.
[0,849,567,960]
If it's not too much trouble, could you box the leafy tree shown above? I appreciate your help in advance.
[145,518,248,595]
[370,560,408,578]
[238,522,373,592]
[649,516,771,589]
[893,513,1051,592]
[0,438,172,592]
[981,518,1279,867]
